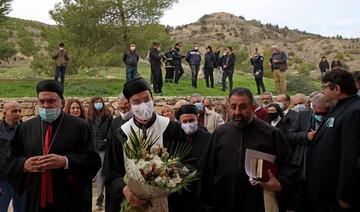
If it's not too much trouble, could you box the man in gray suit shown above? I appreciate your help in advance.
[288,93,332,211]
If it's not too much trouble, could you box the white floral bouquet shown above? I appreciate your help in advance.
[119,126,198,212]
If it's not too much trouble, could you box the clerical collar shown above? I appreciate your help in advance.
[133,113,157,129]
[271,116,281,127]
[283,108,289,115]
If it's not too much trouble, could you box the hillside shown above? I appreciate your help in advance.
[1,13,360,77]
[169,12,360,76]
[0,17,58,61]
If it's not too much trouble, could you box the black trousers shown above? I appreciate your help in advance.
[222,69,234,91]
[165,67,175,82]
[255,77,266,94]
[54,65,66,87]
[174,64,184,84]
[151,67,163,93]
[190,65,200,88]
[204,68,214,88]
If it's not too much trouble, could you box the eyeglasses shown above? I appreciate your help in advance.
[321,84,334,90]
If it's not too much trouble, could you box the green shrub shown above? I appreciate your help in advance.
[287,75,319,95]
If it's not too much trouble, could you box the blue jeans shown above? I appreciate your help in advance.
[0,180,25,212]
[126,66,138,82]
[190,65,200,88]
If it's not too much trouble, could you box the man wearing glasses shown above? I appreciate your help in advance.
[306,69,360,211]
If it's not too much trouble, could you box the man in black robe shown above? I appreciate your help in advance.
[102,77,185,212]
[170,104,211,212]
[306,69,360,211]
[199,87,297,212]
[4,80,101,212]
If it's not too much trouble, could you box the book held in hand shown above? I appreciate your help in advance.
[245,149,278,182]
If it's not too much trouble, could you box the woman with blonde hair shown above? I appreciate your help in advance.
[160,104,175,121]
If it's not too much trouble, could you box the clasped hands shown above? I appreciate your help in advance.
[24,154,67,173]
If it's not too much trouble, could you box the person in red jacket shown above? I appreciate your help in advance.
[252,98,268,121]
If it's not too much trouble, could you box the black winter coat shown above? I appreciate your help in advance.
[149,47,162,71]
[319,61,330,72]
[88,116,112,151]
[204,51,217,69]
[307,96,360,207]
[122,50,139,67]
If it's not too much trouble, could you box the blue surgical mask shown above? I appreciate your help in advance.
[194,102,204,112]
[357,90,360,97]
[94,102,104,111]
[294,104,306,112]
[313,114,323,122]
[181,121,199,135]
[275,102,284,111]
[39,107,61,123]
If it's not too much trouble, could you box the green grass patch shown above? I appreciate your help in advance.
[0,61,321,97]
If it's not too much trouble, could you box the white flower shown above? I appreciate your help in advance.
[155,176,166,186]
[150,144,161,154]
[152,156,164,168]
[174,176,182,184]
[167,179,177,188]
[136,159,146,170]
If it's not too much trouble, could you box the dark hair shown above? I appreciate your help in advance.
[229,88,253,105]
[321,56,327,59]
[86,96,112,122]
[227,46,233,51]
[152,42,160,47]
[207,46,212,51]
[64,98,86,119]
[268,103,284,117]
[353,71,360,82]
[59,42,65,47]
[322,69,358,95]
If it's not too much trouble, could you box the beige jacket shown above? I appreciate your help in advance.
[204,108,225,133]
[52,48,69,66]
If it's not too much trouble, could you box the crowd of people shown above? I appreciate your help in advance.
[0,67,360,212]
[51,41,347,100]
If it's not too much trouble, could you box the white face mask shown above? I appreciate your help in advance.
[130,46,136,51]
[294,104,306,112]
[181,121,199,135]
[120,111,133,120]
[131,100,154,121]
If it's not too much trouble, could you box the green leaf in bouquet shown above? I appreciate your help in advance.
[118,126,160,159]
[168,140,192,162]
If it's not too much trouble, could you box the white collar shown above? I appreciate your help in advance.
[283,108,289,115]
[271,116,281,127]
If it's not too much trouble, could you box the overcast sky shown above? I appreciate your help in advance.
[8,0,360,38]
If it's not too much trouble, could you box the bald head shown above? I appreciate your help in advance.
[3,100,22,127]
[174,99,190,109]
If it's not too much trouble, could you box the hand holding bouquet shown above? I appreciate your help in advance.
[119,127,198,212]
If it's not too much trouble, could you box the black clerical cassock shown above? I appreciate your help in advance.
[7,112,101,212]
[199,118,297,212]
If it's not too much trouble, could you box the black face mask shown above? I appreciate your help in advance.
[267,113,279,121]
